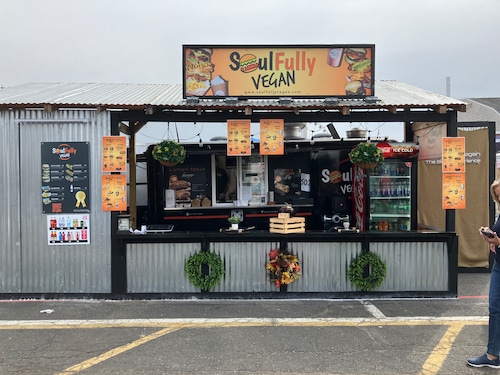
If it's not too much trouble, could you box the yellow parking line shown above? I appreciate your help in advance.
[419,323,464,375]
[0,318,486,374]
[56,325,184,375]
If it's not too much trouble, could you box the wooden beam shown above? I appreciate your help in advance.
[387,106,397,114]
[127,121,147,230]
[435,105,447,114]
[340,106,350,115]
[119,122,130,135]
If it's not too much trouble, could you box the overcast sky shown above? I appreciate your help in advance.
[1,0,498,99]
[1,0,498,144]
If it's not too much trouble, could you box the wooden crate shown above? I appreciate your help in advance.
[269,216,305,234]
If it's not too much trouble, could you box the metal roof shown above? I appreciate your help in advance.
[467,98,500,114]
[0,81,467,113]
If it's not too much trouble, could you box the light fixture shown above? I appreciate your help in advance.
[186,97,200,105]
[364,96,379,104]
[225,97,238,105]
[279,97,293,105]
[324,97,339,105]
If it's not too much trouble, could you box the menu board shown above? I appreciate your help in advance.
[101,174,127,211]
[41,142,90,214]
[260,119,284,155]
[442,173,466,209]
[166,156,211,207]
[102,136,127,172]
[227,120,251,156]
[442,137,465,173]
[442,137,466,209]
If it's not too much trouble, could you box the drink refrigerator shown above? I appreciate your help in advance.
[352,144,418,231]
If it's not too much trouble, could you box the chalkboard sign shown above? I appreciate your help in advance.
[41,142,90,214]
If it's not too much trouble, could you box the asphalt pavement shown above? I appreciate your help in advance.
[0,272,493,375]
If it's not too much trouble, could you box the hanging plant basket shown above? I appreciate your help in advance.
[152,140,186,166]
[356,162,379,170]
[158,160,179,167]
[348,142,384,168]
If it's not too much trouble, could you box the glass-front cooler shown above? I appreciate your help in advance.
[353,158,417,232]
[367,161,414,231]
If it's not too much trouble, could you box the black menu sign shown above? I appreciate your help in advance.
[41,142,91,214]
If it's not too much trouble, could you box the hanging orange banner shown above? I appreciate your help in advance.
[259,119,284,155]
[102,174,127,211]
[102,136,127,172]
[442,173,466,209]
[227,120,251,156]
[442,137,465,173]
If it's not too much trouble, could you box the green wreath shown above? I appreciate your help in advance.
[348,251,387,292]
[185,251,224,291]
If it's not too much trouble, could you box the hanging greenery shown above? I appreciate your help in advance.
[184,251,224,291]
[152,140,186,166]
[348,251,387,292]
[348,142,384,169]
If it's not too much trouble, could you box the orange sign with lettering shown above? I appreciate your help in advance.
[442,173,466,209]
[442,137,465,173]
[260,119,284,155]
[183,45,374,98]
[227,120,251,156]
[102,174,127,211]
[102,136,127,172]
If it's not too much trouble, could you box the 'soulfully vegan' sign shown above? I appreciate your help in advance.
[183,45,374,99]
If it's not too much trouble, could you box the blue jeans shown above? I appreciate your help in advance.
[488,260,500,356]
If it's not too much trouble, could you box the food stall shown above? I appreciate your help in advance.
[0,44,470,299]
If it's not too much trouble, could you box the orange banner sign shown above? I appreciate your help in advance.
[183,45,374,98]
[442,173,466,209]
[102,136,127,172]
[442,137,465,173]
[260,119,284,155]
[227,120,251,156]
[102,174,127,211]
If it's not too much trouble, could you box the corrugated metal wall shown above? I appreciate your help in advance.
[371,241,448,291]
[124,240,449,294]
[0,110,22,292]
[288,242,361,292]
[127,242,200,293]
[0,109,112,293]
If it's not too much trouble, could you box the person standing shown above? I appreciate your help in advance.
[467,179,500,368]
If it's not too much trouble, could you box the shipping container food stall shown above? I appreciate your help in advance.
[0,44,474,299]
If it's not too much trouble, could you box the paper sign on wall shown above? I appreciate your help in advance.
[442,173,466,209]
[227,120,251,156]
[442,137,465,173]
[260,119,284,155]
[102,136,127,172]
[102,174,127,211]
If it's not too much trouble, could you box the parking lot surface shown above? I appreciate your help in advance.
[0,273,492,374]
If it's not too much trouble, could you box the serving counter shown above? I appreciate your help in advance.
[112,229,458,299]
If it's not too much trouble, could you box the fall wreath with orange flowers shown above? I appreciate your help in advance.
[265,248,301,288]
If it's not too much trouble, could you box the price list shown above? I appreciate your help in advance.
[41,142,91,214]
